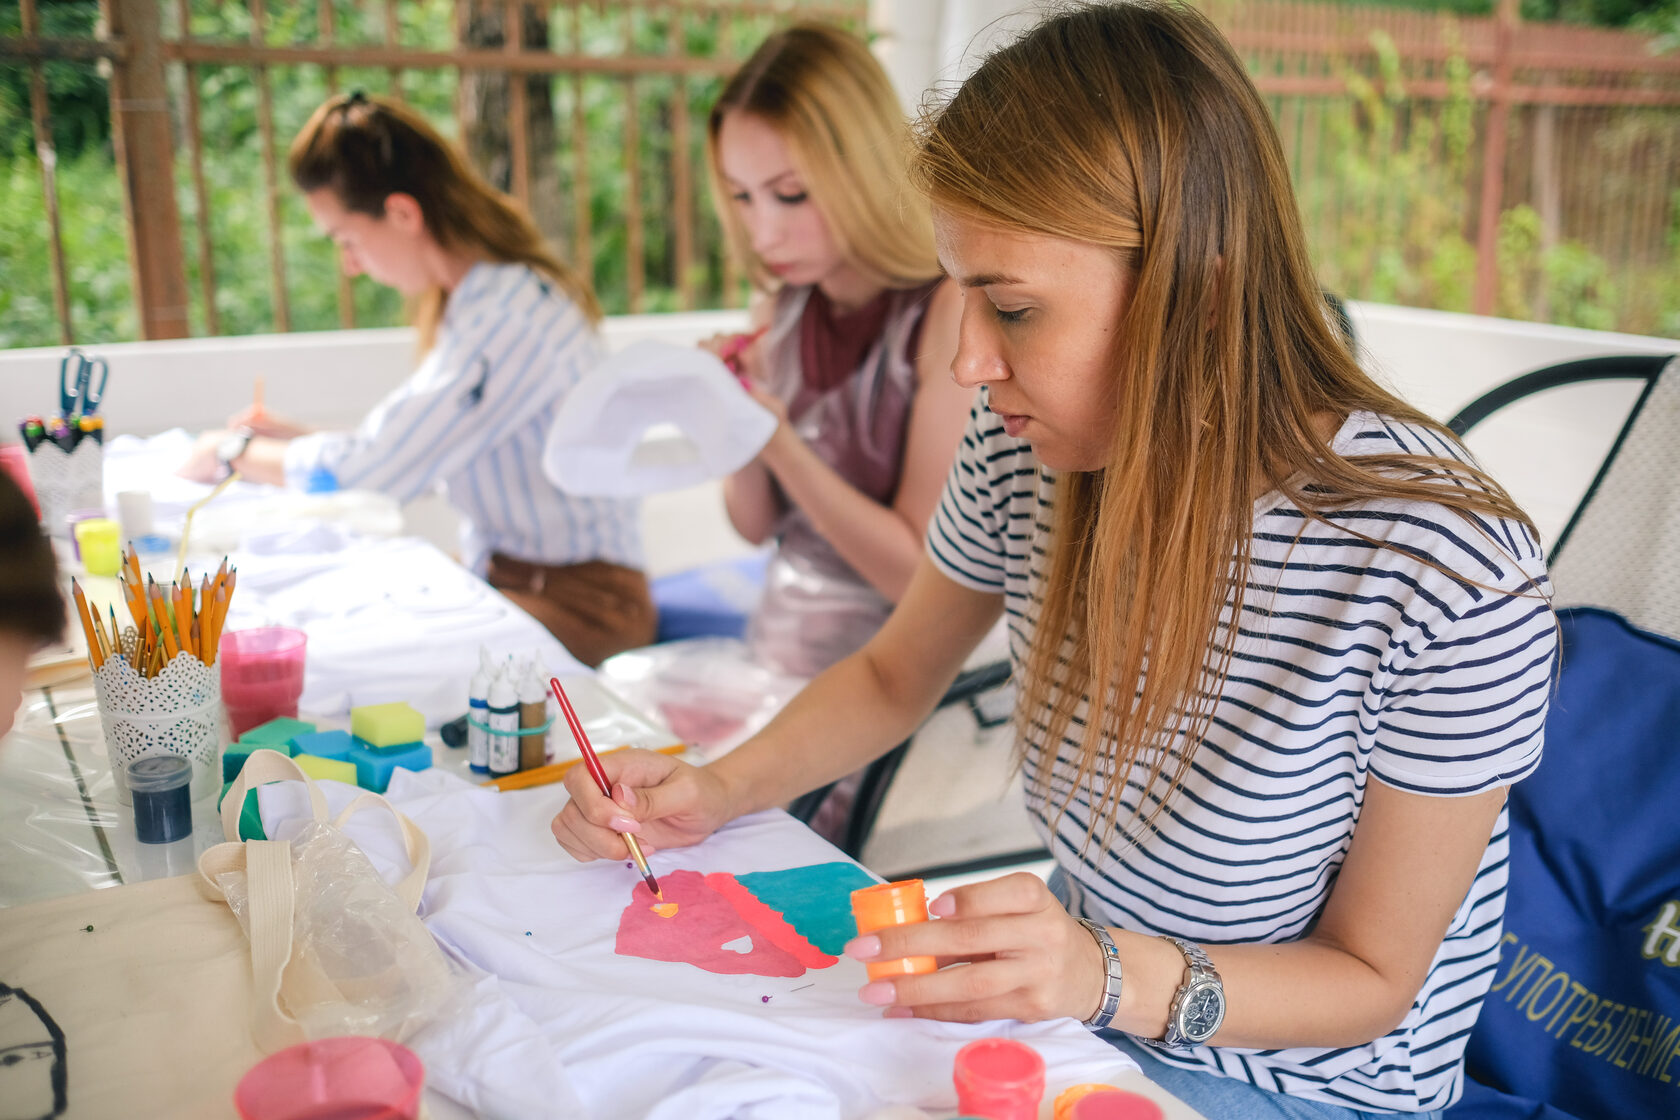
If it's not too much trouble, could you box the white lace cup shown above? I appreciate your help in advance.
[94,648,224,806]
[25,441,103,538]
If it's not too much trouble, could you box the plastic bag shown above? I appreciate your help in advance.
[597,637,808,757]
[200,750,474,1051]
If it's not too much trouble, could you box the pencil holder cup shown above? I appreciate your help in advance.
[25,438,103,539]
[94,641,224,806]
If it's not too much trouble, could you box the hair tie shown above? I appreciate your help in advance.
[347,89,368,106]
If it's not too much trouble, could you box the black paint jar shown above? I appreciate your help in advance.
[126,756,193,844]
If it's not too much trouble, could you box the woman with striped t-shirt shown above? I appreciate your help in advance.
[180,93,653,666]
[550,4,1555,1115]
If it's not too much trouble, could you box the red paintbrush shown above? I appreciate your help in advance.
[549,676,663,900]
[717,326,768,383]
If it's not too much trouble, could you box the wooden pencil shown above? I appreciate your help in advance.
[70,579,102,670]
[478,742,687,792]
[148,577,180,660]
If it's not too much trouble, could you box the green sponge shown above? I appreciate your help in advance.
[239,717,316,748]
[349,702,425,749]
[293,754,358,785]
[218,780,266,842]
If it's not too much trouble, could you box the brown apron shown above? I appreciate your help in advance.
[486,554,657,668]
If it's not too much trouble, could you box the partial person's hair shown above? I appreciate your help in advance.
[911,1,1541,847]
[707,23,940,292]
[0,471,64,646]
[288,91,600,348]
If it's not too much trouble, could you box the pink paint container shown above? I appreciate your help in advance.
[220,626,307,737]
[234,1036,423,1120]
[953,1037,1045,1120]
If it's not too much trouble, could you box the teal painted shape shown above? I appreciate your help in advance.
[736,861,877,956]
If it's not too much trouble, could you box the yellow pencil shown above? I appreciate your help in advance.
[148,577,180,661]
[478,743,687,792]
[70,579,102,670]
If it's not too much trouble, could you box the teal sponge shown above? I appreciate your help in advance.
[223,739,293,782]
[289,729,354,761]
[239,717,316,748]
[350,702,425,749]
[218,780,266,841]
[347,740,432,793]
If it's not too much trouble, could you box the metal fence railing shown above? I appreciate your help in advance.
[2,0,1677,347]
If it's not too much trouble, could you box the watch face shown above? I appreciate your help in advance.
[1180,982,1226,1042]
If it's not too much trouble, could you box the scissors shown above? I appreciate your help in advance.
[58,348,109,419]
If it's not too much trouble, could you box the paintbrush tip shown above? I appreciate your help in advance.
[646,876,664,901]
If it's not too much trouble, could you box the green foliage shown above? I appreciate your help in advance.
[0,0,106,160]
[1,0,1675,346]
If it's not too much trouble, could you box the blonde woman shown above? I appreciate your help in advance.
[181,92,653,666]
[703,24,969,679]
[555,4,1555,1115]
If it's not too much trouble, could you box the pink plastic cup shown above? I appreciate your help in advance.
[220,627,308,737]
[234,1036,423,1120]
[0,444,37,517]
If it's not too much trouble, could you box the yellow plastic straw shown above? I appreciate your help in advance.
[175,470,240,584]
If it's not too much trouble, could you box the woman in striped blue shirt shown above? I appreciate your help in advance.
[181,93,653,666]
[552,4,1556,1114]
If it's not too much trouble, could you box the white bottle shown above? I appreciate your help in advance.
[486,666,521,777]
[467,647,495,773]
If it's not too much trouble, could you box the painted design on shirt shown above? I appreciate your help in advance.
[615,861,875,977]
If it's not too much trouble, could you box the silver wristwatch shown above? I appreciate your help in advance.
[215,426,255,479]
[1141,935,1225,1048]
[1077,917,1124,1030]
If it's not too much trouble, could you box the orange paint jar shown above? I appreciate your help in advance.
[849,878,938,980]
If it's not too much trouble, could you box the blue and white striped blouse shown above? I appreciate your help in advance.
[928,396,1556,1112]
[285,262,643,574]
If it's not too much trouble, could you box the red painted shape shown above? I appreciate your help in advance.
[614,869,806,978]
[706,872,837,970]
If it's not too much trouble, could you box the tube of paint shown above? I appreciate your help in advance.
[467,647,494,773]
[517,659,548,771]
[486,666,521,778]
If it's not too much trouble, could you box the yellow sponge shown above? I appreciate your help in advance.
[293,753,358,785]
[350,701,427,748]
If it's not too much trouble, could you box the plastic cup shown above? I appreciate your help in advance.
[116,489,155,539]
[953,1037,1045,1120]
[1070,1089,1165,1120]
[234,1036,423,1120]
[74,516,121,576]
[221,627,308,738]
[126,756,193,844]
[65,508,105,561]
[850,879,937,980]
[0,443,36,516]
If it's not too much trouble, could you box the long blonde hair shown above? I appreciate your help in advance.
[707,23,939,293]
[289,91,600,349]
[912,1,1541,845]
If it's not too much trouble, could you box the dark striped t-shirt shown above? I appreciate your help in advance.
[927,399,1555,1112]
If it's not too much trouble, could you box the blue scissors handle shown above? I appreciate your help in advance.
[58,349,109,418]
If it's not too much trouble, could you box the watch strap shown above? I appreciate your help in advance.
[1077,917,1124,1030]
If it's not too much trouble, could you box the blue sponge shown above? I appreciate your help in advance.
[347,740,432,793]
[290,729,354,761]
